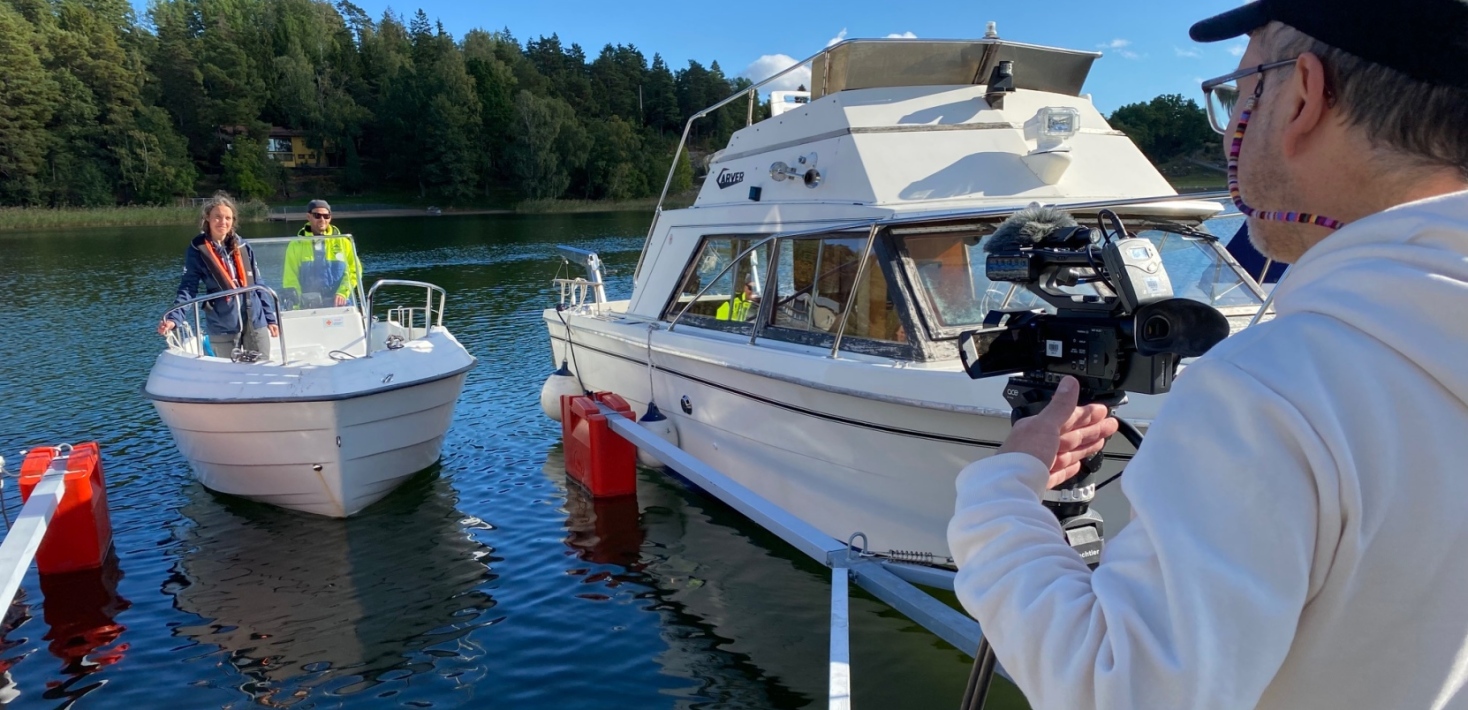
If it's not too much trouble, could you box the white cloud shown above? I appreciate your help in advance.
[1175,46,1202,58]
[1098,38,1141,60]
[1228,42,1247,57]
[885,31,918,39]
[827,28,848,47]
[742,54,811,93]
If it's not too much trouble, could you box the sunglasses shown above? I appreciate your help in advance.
[1200,59,1297,135]
[310,212,332,219]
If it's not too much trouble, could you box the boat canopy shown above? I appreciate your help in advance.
[810,38,1101,100]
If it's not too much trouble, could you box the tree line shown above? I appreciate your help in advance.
[1106,94,1219,169]
[0,0,764,207]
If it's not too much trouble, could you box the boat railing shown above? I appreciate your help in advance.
[364,279,447,354]
[161,284,288,362]
[554,246,609,313]
[636,44,833,282]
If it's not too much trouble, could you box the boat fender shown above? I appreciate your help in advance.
[18,442,113,574]
[540,360,582,422]
[636,401,679,469]
[562,392,637,498]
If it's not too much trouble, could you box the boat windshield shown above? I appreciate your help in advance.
[245,235,365,311]
[898,216,1265,332]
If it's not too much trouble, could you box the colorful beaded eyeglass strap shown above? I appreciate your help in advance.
[1227,86,1346,231]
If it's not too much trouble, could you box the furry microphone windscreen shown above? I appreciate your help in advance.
[984,204,1080,253]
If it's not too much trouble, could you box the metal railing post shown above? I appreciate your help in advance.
[830,223,882,358]
[162,284,285,362]
[830,567,852,710]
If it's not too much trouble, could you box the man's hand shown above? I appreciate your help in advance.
[334,294,348,307]
[158,320,176,336]
[268,324,280,337]
[998,376,1120,489]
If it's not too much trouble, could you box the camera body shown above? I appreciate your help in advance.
[958,213,1229,400]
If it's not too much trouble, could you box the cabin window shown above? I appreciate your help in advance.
[897,229,1049,331]
[766,235,906,344]
[895,217,1267,337]
[665,236,771,333]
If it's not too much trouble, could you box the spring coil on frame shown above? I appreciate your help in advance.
[883,549,936,566]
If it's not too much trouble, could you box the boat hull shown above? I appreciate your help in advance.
[152,372,467,517]
[545,310,1141,562]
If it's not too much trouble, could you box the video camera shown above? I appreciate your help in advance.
[958,206,1230,411]
[956,205,1230,555]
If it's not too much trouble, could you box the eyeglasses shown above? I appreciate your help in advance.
[310,212,332,219]
[1201,59,1297,135]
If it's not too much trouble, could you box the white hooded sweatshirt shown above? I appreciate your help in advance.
[948,190,1468,710]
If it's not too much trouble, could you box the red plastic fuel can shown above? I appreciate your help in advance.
[561,392,637,498]
[18,442,114,574]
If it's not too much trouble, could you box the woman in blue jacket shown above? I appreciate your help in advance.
[156,194,279,358]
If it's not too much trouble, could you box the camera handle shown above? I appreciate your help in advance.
[958,382,1127,710]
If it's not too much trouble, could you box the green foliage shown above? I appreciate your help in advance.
[506,90,588,199]
[222,136,274,199]
[0,0,773,207]
[670,145,693,194]
[0,2,60,205]
[1108,94,1217,166]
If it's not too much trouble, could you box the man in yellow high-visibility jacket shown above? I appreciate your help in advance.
[283,199,361,308]
[716,280,759,321]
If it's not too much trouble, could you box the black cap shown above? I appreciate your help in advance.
[1190,0,1468,89]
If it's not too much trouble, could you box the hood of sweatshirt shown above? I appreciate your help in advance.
[1270,189,1468,403]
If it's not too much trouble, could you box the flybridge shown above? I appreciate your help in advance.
[805,36,1100,99]
[648,29,1103,204]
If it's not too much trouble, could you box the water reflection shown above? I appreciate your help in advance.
[0,551,131,707]
[547,445,979,708]
[39,552,130,704]
[164,470,496,705]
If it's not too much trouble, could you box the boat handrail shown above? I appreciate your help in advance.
[364,279,447,353]
[636,36,1128,280]
[556,247,608,306]
[636,41,846,281]
[160,284,287,362]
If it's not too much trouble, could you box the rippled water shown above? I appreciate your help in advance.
[0,214,1022,709]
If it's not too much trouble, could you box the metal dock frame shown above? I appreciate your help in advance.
[598,404,991,708]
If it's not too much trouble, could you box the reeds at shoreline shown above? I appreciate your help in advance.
[0,201,270,231]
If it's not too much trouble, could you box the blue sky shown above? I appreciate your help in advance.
[133,0,1253,115]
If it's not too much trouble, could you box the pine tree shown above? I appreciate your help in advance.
[0,2,60,204]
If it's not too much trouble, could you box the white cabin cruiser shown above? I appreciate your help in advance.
[541,35,1268,564]
[147,235,476,517]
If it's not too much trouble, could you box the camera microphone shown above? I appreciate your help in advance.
[983,204,1080,254]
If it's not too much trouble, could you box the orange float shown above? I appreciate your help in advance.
[18,442,114,574]
[560,392,637,498]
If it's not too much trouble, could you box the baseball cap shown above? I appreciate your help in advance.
[306,199,332,213]
[1190,0,1468,89]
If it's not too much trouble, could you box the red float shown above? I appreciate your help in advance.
[560,392,637,498]
[18,442,114,574]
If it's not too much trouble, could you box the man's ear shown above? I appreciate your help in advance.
[1281,52,1331,157]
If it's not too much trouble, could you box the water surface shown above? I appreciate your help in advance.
[0,213,1021,708]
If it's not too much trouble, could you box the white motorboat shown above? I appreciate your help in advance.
[541,34,1269,563]
[146,235,476,517]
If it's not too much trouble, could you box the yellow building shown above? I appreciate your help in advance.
[265,128,339,169]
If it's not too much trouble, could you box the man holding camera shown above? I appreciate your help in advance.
[948,1,1468,708]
